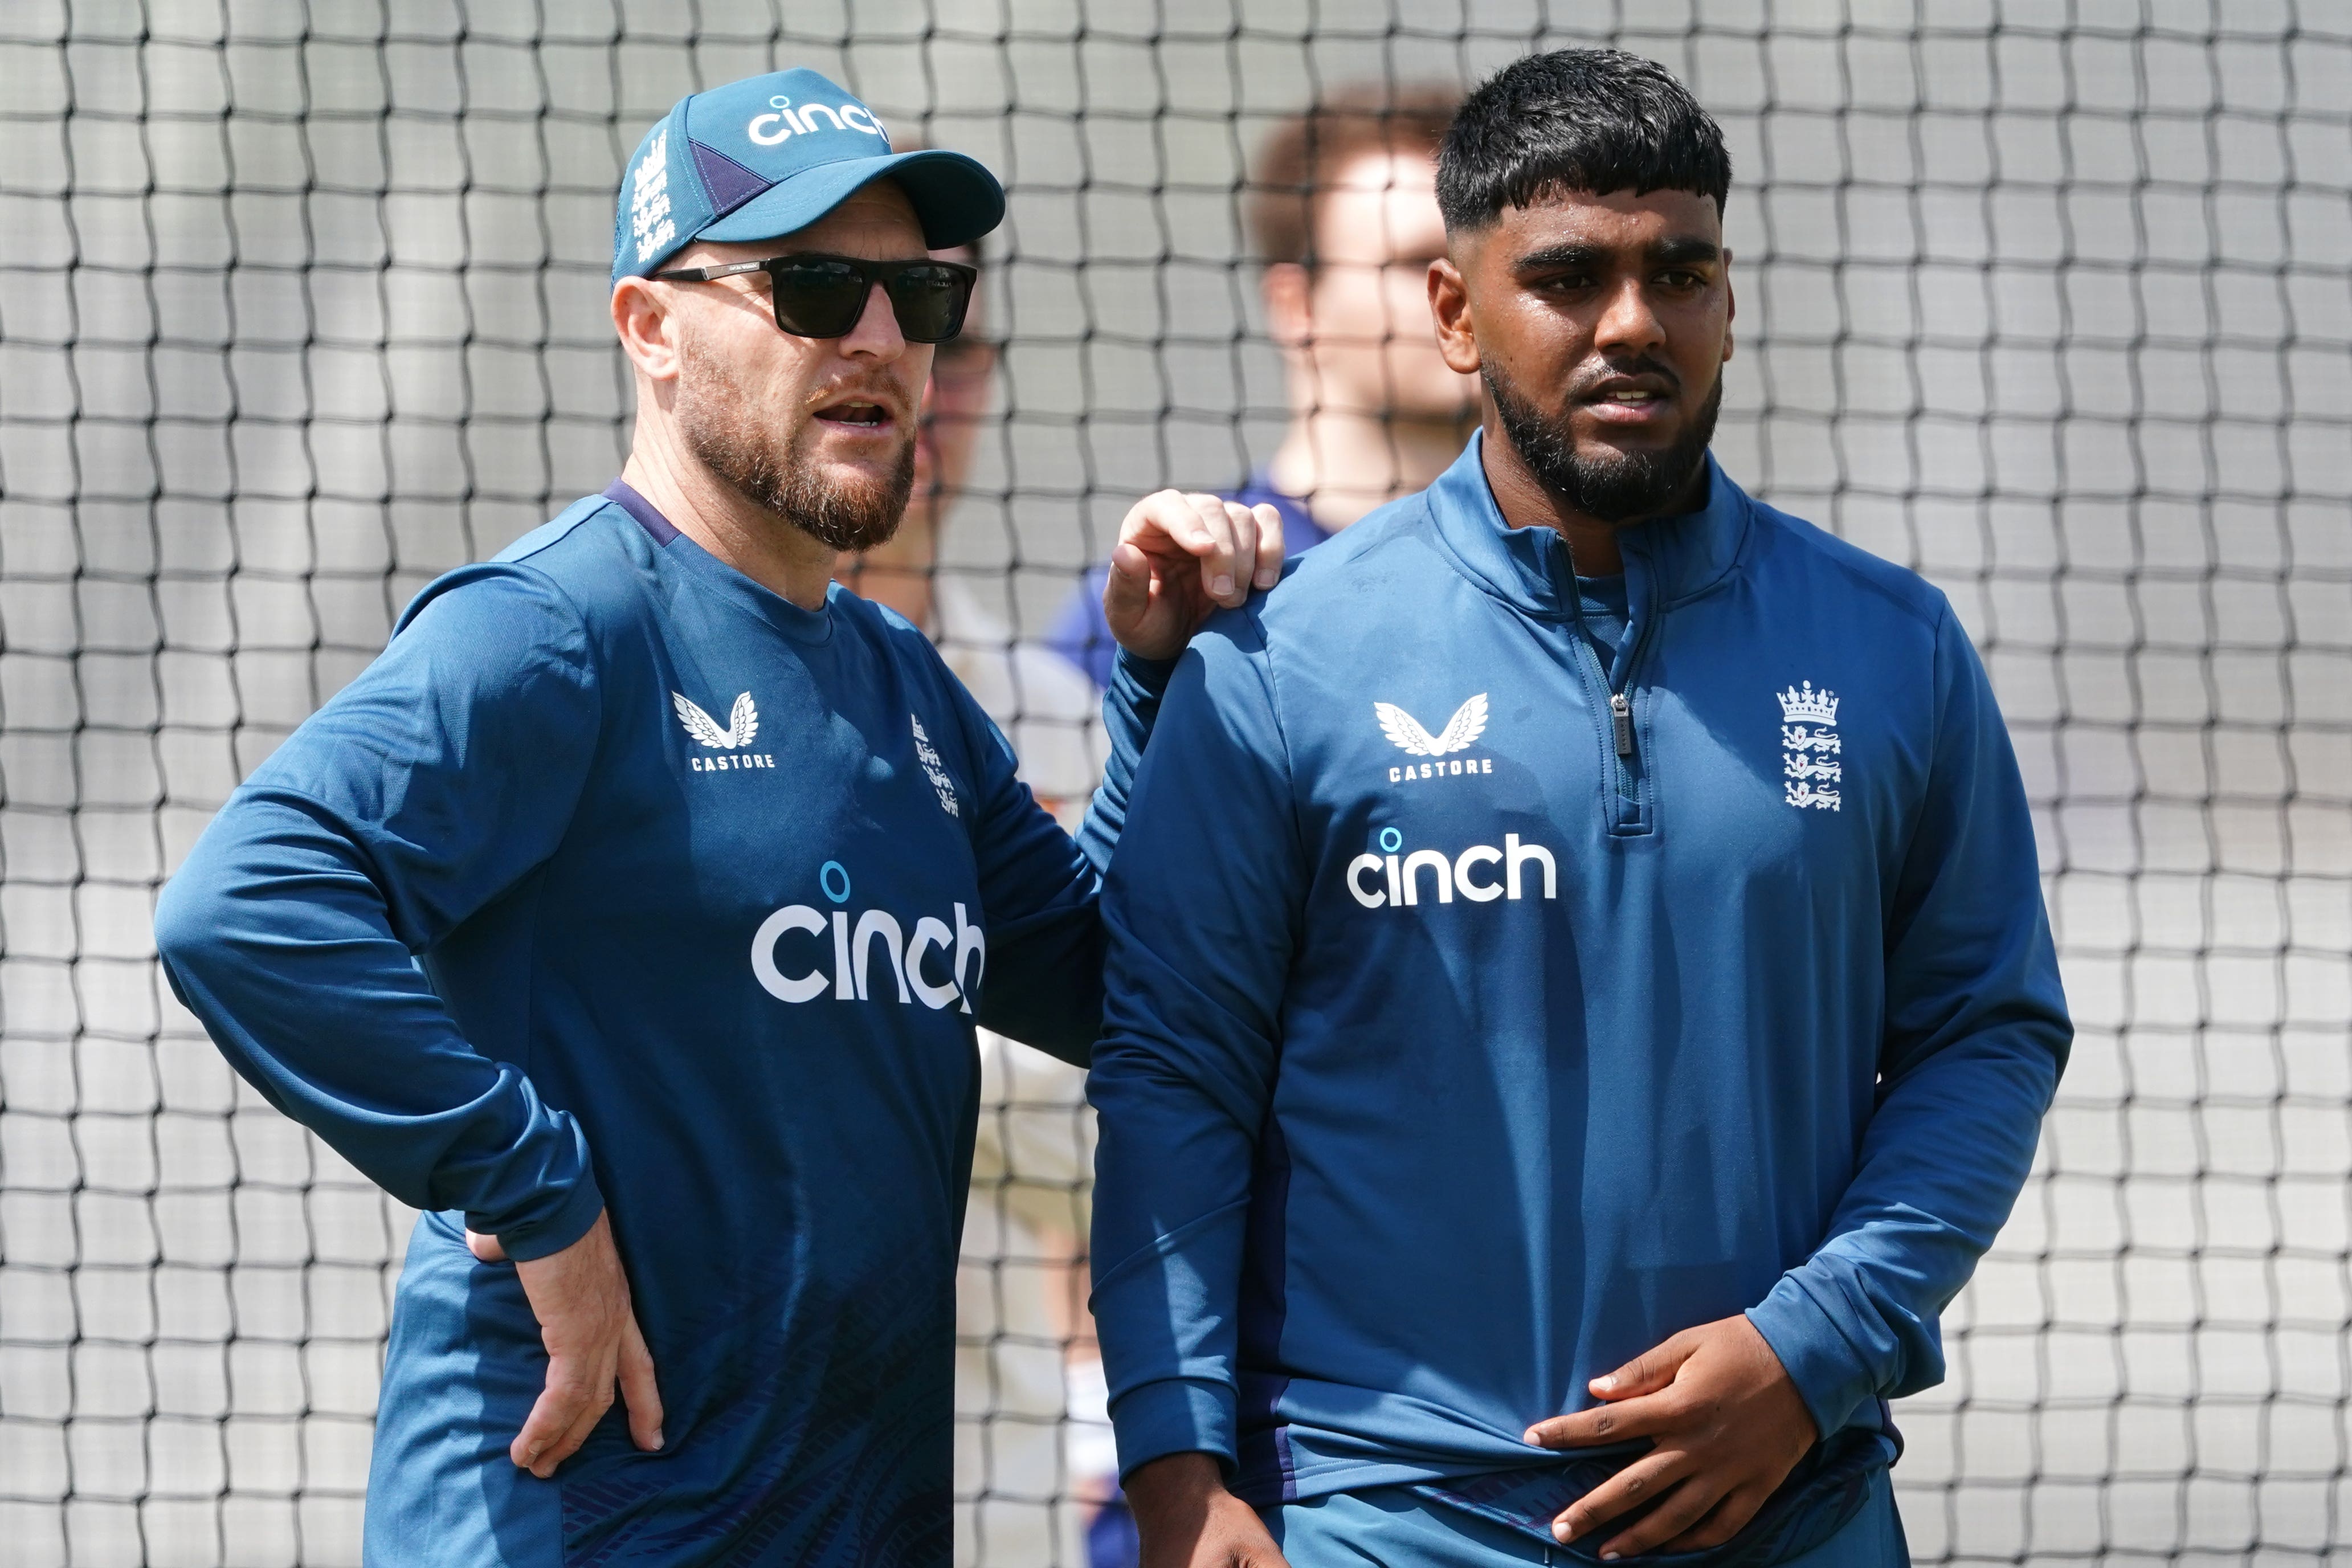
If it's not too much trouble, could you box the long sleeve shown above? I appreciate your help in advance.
[1071,648,1172,873]
[153,566,609,1261]
[955,647,1173,1065]
[1085,617,1305,1479]
[1745,605,2072,1439]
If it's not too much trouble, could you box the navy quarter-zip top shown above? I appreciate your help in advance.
[155,485,1170,1567]
[1088,435,2070,1517]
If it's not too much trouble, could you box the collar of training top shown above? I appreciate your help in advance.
[1426,433,1750,619]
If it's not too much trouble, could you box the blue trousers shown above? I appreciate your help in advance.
[1261,1472,1908,1567]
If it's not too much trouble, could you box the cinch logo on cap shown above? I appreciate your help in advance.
[610,67,1003,283]
[746,95,889,148]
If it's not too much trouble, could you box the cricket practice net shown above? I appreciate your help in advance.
[1,2,2347,1565]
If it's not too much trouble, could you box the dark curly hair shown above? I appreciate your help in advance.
[1437,48,1730,232]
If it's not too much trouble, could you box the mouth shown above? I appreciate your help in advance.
[1578,374,1677,424]
[813,398,899,431]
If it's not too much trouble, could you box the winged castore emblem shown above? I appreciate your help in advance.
[1374,693,1488,757]
[672,691,760,750]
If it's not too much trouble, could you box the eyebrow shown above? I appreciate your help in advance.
[1651,236,1722,266]
[1512,237,1722,272]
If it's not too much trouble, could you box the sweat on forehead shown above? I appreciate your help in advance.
[1436,47,1732,232]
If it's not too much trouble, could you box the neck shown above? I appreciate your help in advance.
[621,420,840,611]
[1475,414,1708,577]
[838,555,934,632]
[1265,403,1475,533]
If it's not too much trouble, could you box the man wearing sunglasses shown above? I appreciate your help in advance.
[154,67,1280,1567]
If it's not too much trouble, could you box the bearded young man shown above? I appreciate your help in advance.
[153,69,1279,1567]
[1088,50,2070,1568]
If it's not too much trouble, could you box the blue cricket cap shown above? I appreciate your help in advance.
[612,68,1005,284]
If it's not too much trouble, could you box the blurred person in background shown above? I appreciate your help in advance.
[1044,83,1476,691]
[838,207,1120,1565]
[841,222,1104,823]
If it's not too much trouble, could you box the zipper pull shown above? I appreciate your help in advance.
[1610,692,1636,758]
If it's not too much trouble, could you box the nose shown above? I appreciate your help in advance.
[836,279,907,364]
[1592,276,1665,360]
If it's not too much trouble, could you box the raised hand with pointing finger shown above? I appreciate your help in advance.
[1102,490,1287,662]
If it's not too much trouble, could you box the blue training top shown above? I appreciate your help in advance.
[1089,436,2071,1527]
[155,482,1163,1567]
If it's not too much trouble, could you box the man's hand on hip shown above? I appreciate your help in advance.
[1524,1313,1817,1559]
[1124,1452,1292,1568]
[1103,491,1287,662]
[466,1212,664,1478]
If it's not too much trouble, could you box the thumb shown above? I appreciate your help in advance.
[619,1312,665,1452]
[466,1229,508,1264]
[1590,1332,1694,1400]
[1101,539,1157,637]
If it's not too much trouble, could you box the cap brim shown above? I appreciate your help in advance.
[696,148,1006,252]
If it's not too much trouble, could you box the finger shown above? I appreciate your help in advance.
[1551,1450,1693,1543]
[1220,501,1261,603]
[1249,502,1285,588]
[1102,538,1159,638]
[1525,1389,1677,1449]
[1660,1483,1769,1553]
[467,1228,508,1264]
[619,1313,665,1452]
[537,1371,618,1479]
[511,1365,590,1474]
[1597,1475,1729,1562]
[1117,489,1210,558]
[1182,492,1240,606]
[1591,1330,1698,1400]
[1116,491,1217,595]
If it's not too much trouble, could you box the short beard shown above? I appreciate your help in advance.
[1484,359,1722,526]
[672,334,914,554]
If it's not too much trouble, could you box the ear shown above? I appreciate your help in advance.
[1261,262,1313,351]
[1428,254,1481,375]
[1721,246,1736,364]
[612,277,683,383]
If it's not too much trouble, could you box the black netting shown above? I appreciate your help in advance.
[1,4,2347,1565]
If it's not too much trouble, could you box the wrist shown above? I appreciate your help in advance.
[479,1172,606,1264]
[1111,645,1181,701]
[1122,1450,1228,1526]
[1745,1280,1868,1442]
[1110,626,1185,664]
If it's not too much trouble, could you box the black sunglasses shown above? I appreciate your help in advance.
[651,253,978,344]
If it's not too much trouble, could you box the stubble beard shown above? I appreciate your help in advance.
[1484,358,1723,526]
[673,337,915,554]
